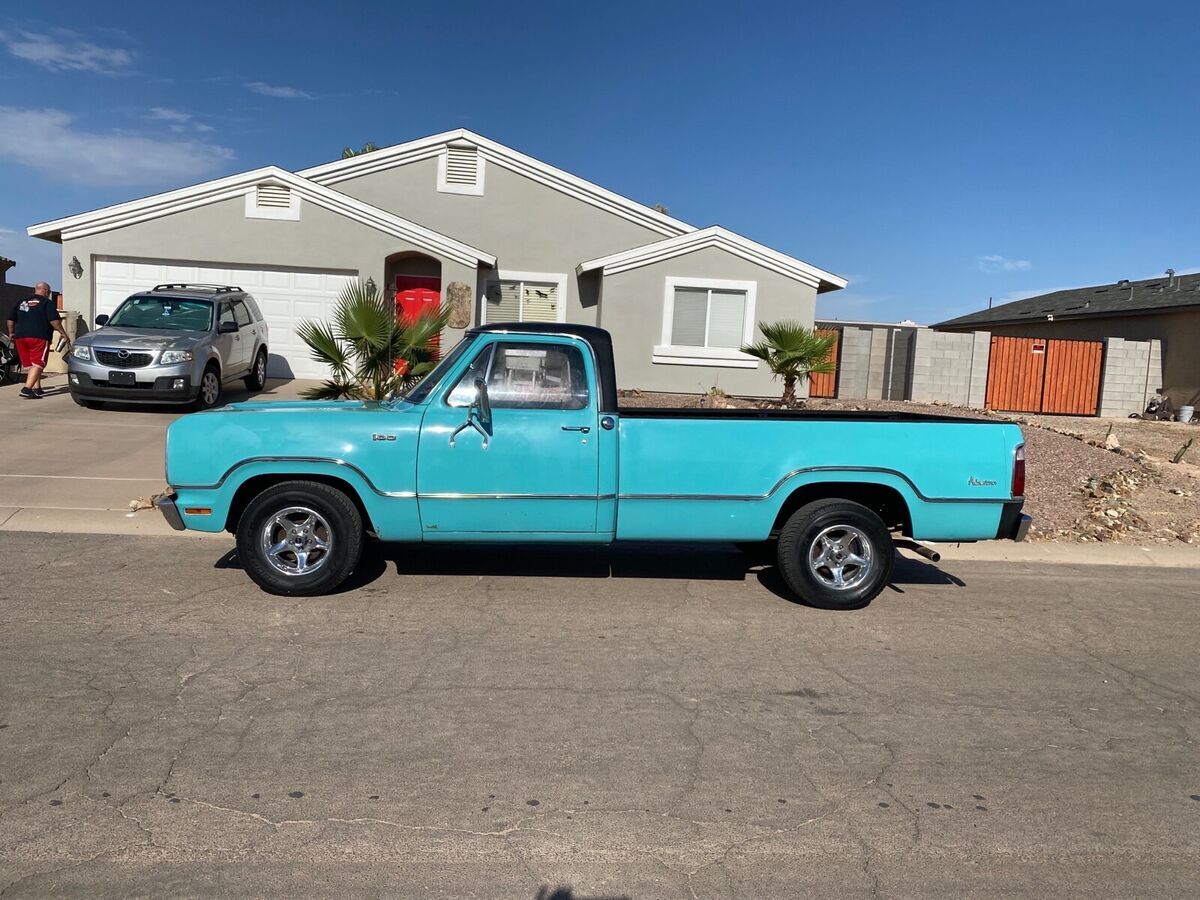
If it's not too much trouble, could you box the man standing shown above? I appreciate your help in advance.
[6,281,70,400]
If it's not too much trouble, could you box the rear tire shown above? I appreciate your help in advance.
[244,349,267,391]
[193,364,221,411]
[776,499,894,610]
[236,480,364,596]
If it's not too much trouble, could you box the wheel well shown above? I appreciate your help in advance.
[771,482,911,537]
[225,474,375,534]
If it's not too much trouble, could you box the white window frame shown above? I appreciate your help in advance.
[243,185,301,221]
[436,145,486,196]
[479,270,569,325]
[654,276,759,368]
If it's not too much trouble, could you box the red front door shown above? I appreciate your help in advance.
[395,275,442,356]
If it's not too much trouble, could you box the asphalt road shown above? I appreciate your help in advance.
[1,533,1198,898]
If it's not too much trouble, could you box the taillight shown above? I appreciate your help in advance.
[1012,444,1026,497]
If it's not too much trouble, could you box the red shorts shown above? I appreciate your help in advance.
[15,337,50,368]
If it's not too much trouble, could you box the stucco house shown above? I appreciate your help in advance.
[27,129,845,395]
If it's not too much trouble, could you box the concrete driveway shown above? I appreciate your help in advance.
[1,534,1197,897]
[0,373,315,534]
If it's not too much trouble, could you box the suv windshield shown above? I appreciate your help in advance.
[108,296,214,332]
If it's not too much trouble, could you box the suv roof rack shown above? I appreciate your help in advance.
[151,283,243,293]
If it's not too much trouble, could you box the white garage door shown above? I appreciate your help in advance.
[93,258,357,379]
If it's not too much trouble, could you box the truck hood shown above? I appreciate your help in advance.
[79,327,206,351]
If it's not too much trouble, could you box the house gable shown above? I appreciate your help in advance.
[27,168,495,269]
[299,129,694,239]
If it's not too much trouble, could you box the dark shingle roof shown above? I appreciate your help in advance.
[935,272,1200,329]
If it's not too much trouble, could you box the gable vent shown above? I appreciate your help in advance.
[256,184,293,209]
[437,141,485,195]
[445,147,479,186]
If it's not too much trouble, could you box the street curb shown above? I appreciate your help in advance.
[918,540,1200,568]
[0,506,226,540]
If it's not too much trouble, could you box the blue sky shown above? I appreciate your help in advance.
[1,0,1197,323]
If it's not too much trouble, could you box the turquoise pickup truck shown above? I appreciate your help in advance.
[158,323,1029,609]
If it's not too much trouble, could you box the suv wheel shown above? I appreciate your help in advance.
[236,480,364,596]
[776,499,894,610]
[193,364,221,411]
[244,349,267,391]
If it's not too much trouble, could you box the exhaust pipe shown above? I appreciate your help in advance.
[896,539,941,563]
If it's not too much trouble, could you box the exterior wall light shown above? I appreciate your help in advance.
[69,256,83,279]
[365,276,377,293]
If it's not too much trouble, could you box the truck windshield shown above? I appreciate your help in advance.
[108,297,213,332]
[392,333,479,405]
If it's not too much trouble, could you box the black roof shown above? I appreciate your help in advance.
[935,272,1200,329]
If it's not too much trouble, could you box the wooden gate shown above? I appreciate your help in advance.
[809,328,840,399]
[985,336,1103,415]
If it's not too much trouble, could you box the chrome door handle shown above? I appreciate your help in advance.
[561,425,591,433]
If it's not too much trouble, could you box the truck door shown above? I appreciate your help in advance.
[416,337,600,535]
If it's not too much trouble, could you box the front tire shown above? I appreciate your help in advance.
[244,349,267,391]
[236,480,364,596]
[193,364,221,411]
[776,499,894,610]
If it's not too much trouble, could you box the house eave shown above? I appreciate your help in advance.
[576,226,848,291]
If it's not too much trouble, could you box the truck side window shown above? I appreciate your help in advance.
[447,342,590,410]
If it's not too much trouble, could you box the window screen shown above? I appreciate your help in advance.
[484,278,560,323]
[669,286,747,349]
[448,342,589,410]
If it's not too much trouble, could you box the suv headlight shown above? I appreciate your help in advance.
[71,345,91,361]
[160,350,193,364]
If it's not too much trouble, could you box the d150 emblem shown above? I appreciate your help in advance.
[372,434,397,442]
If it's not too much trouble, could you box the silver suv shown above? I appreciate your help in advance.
[68,284,269,410]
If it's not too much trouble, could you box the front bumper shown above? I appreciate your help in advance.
[996,501,1032,541]
[68,371,197,404]
[156,492,186,531]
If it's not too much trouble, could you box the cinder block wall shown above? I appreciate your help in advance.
[1098,338,1164,417]
[836,327,873,399]
[909,330,991,407]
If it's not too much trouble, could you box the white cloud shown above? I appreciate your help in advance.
[0,28,133,74]
[146,107,216,134]
[976,254,1032,274]
[0,106,234,187]
[245,81,313,100]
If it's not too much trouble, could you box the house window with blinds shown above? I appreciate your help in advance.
[654,277,758,367]
[669,286,748,349]
[483,275,564,324]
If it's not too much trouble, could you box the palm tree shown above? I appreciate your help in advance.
[341,142,380,159]
[741,321,836,408]
[296,279,449,401]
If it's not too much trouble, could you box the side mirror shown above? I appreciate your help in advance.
[218,320,239,334]
[95,314,109,326]
[472,377,493,432]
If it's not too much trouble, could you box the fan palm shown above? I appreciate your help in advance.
[296,279,450,401]
[741,321,836,407]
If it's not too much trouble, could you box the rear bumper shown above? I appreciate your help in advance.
[69,371,197,404]
[997,501,1032,541]
[156,492,186,531]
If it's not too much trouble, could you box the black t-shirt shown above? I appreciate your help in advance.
[8,295,61,341]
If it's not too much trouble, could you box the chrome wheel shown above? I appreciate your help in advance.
[807,524,873,591]
[200,371,220,406]
[260,506,333,577]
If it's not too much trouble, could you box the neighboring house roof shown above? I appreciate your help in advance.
[576,226,848,292]
[935,272,1200,329]
[26,167,496,269]
[298,128,695,238]
[817,317,925,328]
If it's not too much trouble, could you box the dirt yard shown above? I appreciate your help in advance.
[619,390,1200,545]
